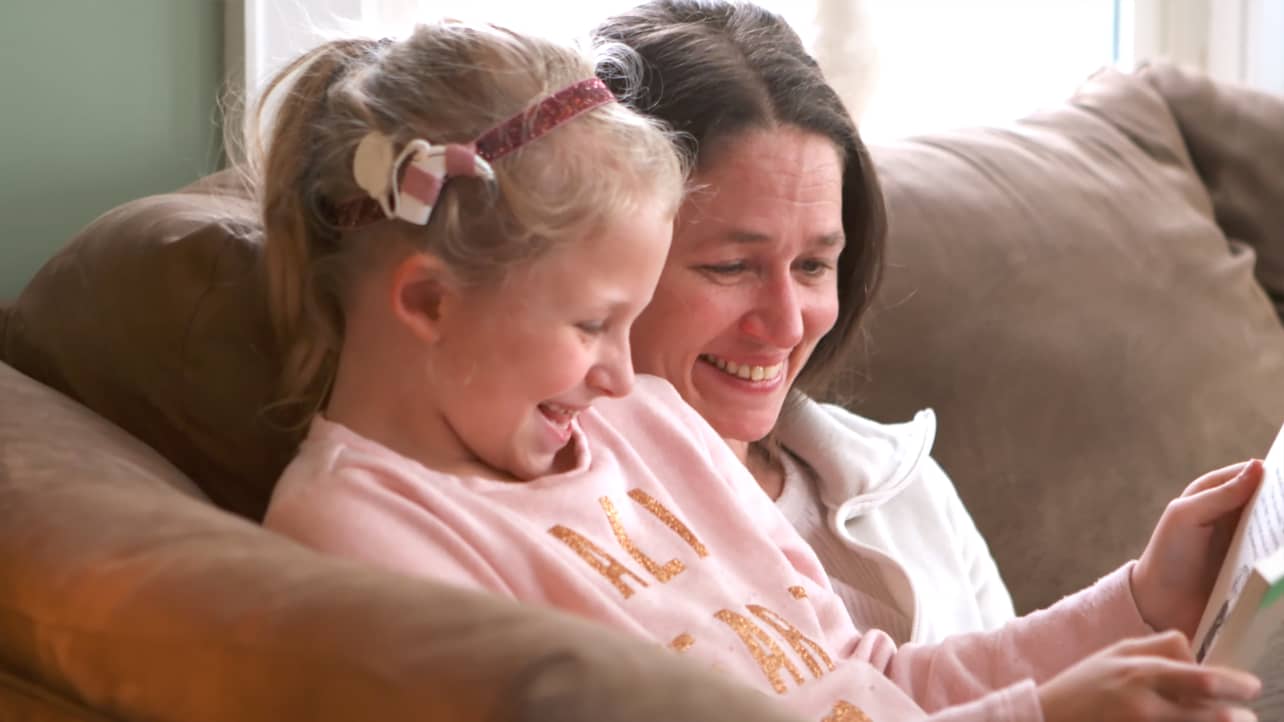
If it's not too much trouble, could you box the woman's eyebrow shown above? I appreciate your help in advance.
[723,229,771,244]
[720,229,845,247]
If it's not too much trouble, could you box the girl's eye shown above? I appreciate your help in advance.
[576,320,607,335]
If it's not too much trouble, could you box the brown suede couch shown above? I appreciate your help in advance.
[2,62,1283,721]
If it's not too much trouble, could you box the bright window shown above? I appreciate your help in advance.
[848,0,1118,140]
[235,0,1277,143]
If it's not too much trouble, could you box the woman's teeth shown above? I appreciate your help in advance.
[701,355,784,382]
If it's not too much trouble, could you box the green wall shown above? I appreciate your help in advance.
[0,1,224,300]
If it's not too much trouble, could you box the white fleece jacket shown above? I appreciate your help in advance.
[774,394,1017,643]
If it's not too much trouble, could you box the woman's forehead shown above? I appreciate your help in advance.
[699,126,843,179]
[678,132,844,248]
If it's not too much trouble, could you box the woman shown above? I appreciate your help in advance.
[596,0,1014,643]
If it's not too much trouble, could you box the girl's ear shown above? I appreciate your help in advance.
[388,252,458,344]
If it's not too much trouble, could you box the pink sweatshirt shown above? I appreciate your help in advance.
[265,376,1151,722]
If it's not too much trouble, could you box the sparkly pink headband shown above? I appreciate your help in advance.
[330,77,616,229]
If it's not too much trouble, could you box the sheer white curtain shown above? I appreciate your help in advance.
[814,0,1117,140]
[229,0,1279,142]
[232,0,811,98]
[810,0,1281,139]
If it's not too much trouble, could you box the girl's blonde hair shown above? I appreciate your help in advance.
[238,22,686,420]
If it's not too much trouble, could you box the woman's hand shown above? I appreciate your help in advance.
[1132,459,1264,638]
[1038,631,1260,722]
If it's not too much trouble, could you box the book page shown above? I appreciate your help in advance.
[1241,454,1284,571]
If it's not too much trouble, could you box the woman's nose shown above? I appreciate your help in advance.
[738,275,805,348]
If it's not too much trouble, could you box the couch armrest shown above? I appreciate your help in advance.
[0,669,121,722]
[0,361,803,722]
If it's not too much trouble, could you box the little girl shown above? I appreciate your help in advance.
[258,21,1263,722]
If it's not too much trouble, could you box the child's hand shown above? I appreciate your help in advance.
[1132,459,1264,638]
[1038,631,1260,722]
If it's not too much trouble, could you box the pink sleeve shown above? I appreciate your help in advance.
[923,680,1042,722]
[885,563,1154,712]
[264,466,513,596]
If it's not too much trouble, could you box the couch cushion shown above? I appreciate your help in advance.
[1140,62,1284,319]
[1,174,295,520]
[845,67,1284,612]
[0,361,804,722]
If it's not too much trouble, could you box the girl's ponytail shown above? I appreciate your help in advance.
[253,39,383,422]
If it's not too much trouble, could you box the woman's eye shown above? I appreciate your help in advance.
[797,258,835,276]
[699,261,748,276]
[576,320,606,335]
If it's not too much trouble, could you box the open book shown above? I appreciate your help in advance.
[1192,424,1284,719]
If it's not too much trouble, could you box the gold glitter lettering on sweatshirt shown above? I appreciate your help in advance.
[668,633,695,653]
[628,489,709,557]
[599,496,686,582]
[548,524,649,599]
[821,701,874,722]
[749,604,835,679]
[714,609,804,694]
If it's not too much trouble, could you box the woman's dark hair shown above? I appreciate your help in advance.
[595,0,886,397]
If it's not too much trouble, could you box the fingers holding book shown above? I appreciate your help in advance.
[1133,459,1265,638]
